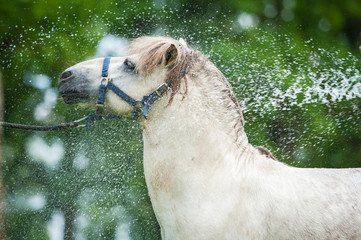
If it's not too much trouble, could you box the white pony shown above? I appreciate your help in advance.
[58,36,361,239]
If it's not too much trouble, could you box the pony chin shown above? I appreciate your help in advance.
[59,92,93,104]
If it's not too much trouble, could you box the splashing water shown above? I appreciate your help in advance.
[237,48,361,112]
[213,35,361,166]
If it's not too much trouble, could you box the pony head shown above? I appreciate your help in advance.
[58,36,194,114]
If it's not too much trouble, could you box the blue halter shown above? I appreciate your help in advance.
[86,57,168,128]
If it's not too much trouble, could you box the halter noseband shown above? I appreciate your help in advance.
[95,57,169,120]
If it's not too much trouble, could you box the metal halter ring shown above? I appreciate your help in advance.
[100,77,110,86]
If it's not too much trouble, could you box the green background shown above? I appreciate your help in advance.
[1,0,361,239]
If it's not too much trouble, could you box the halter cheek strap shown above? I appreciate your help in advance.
[95,57,110,115]
[95,57,169,120]
[102,56,111,77]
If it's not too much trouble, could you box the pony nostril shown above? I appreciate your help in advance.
[60,70,72,79]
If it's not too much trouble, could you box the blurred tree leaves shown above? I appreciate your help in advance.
[0,0,361,239]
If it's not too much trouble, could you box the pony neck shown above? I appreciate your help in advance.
[140,71,275,238]
[141,72,255,167]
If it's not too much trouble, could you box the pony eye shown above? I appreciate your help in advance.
[124,58,135,71]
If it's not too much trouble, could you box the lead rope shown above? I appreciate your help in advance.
[0,117,86,131]
[0,113,126,131]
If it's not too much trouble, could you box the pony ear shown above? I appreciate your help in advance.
[164,44,178,67]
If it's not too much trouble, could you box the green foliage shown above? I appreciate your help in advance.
[1,0,361,239]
